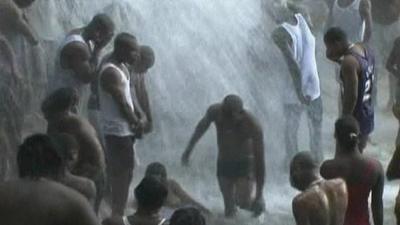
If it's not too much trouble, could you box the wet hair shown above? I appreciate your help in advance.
[145,162,167,179]
[335,116,360,150]
[170,207,206,225]
[17,134,64,179]
[14,0,36,8]
[41,87,78,118]
[114,32,138,52]
[50,133,78,161]
[88,13,115,34]
[290,151,317,171]
[134,177,168,211]
[324,27,348,44]
[139,45,155,70]
[222,94,243,112]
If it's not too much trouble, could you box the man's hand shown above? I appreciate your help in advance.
[303,95,312,105]
[251,197,265,217]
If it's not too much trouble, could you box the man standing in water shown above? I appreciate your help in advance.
[272,6,323,165]
[99,33,145,218]
[181,95,265,218]
[320,116,383,225]
[324,27,375,152]
[51,14,114,113]
[290,151,348,225]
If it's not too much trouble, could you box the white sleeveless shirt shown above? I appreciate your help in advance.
[99,62,135,136]
[331,0,365,43]
[281,14,321,104]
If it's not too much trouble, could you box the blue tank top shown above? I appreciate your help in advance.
[342,46,375,135]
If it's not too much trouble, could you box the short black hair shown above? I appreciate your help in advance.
[89,13,115,33]
[291,151,317,171]
[17,134,64,179]
[222,94,243,111]
[134,177,168,211]
[41,87,78,118]
[324,27,348,44]
[170,207,206,225]
[145,162,167,179]
[139,45,155,70]
[114,32,138,52]
[335,116,360,150]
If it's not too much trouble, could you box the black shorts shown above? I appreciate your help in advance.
[217,159,252,179]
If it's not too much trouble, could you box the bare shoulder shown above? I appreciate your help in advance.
[325,178,347,194]
[206,103,221,119]
[320,159,339,179]
[244,111,262,131]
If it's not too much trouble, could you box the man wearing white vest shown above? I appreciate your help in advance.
[99,33,146,219]
[50,14,115,113]
[272,6,323,166]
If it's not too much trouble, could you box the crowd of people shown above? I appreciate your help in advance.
[2,0,400,225]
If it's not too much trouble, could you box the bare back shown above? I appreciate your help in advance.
[293,179,348,225]
[0,179,99,225]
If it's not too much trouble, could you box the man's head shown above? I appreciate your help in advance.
[51,133,79,170]
[13,0,36,8]
[134,176,168,212]
[85,14,115,49]
[41,87,79,119]
[324,27,350,62]
[114,33,140,65]
[17,134,64,179]
[222,94,244,122]
[134,45,155,74]
[145,162,167,183]
[290,151,318,191]
[170,207,206,225]
[334,116,360,151]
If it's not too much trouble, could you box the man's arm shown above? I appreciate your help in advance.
[341,56,359,115]
[387,146,400,180]
[61,43,97,84]
[250,117,265,203]
[272,27,306,104]
[181,106,216,166]
[360,0,373,43]
[371,162,384,225]
[292,197,311,225]
[135,75,153,133]
[101,68,138,125]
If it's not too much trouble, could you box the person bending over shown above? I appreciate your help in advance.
[182,94,265,217]
[320,116,383,225]
[290,151,348,225]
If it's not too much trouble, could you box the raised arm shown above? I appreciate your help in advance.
[61,43,97,84]
[181,106,216,166]
[272,27,306,104]
[360,0,372,43]
[101,68,139,126]
[341,56,359,115]
[371,162,384,225]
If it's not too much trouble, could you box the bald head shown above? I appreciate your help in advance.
[135,45,155,73]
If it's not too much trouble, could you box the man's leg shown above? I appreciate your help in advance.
[217,176,236,217]
[284,104,303,168]
[235,176,256,210]
[105,135,135,217]
[307,97,323,162]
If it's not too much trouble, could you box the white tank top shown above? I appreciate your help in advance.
[282,14,321,104]
[99,62,135,136]
[331,0,365,43]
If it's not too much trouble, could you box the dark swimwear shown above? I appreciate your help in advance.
[217,158,252,178]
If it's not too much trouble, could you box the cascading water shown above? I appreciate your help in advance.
[3,0,398,224]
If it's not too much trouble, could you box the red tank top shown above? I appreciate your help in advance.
[344,161,375,225]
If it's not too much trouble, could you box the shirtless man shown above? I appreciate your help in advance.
[98,33,145,218]
[0,134,100,225]
[386,145,400,225]
[324,27,375,152]
[181,95,265,217]
[290,151,348,225]
[169,207,206,225]
[131,45,155,133]
[42,87,105,212]
[387,37,400,145]
[51,14,114,112]
[145,162,210,215]
[272,5,323,165]
[320,116,384,225]
[52,133,97,204]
